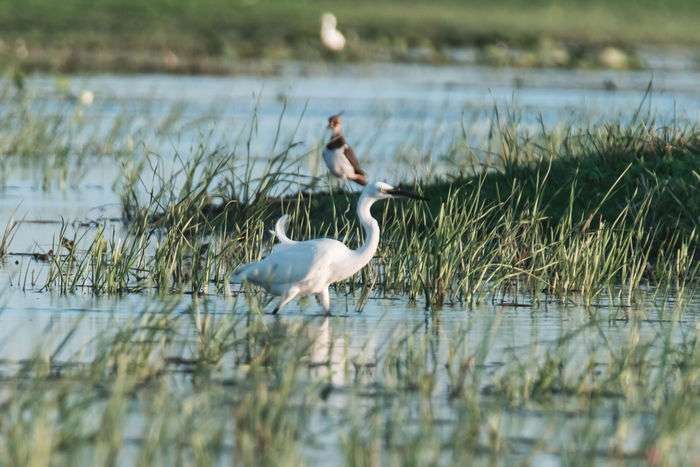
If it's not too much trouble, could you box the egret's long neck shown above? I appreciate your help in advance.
[350,194,380,271]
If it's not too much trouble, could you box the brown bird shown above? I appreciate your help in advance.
[61,237,75,252]
[33,249,53,262]
[322,113,367,186]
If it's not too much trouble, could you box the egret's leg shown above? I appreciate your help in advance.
[273,288,299,314]
[318,287,331,315]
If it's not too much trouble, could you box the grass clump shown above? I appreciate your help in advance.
[121,116,695,307]
[5,102,698,309]
[21,116,695,308]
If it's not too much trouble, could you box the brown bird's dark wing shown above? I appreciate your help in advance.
[343,145,365,175]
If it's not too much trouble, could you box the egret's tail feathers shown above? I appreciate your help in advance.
[274,214,297,245]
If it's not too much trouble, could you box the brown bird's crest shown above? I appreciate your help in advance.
[327,112,343,129]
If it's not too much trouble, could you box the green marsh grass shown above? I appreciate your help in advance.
[6,108,693,311]
[0,93,697,309]
[0,215,18,261]
[2,296,699,465]
[0,85,207,190]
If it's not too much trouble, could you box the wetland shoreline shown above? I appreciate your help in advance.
[3,0,700,75]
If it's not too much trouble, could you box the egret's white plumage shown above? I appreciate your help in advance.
[273,214,296,247]
[233,181,425,314]
[320,13,346,52]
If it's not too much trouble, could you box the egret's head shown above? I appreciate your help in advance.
[327,113,343,134]
[321,13,337,30]
[366,181,428,201]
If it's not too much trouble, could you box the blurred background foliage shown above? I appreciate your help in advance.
[1,0,699,73]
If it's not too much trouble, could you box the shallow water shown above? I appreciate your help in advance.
[2,287,696,361]
[1,287,698,465]
[2,284,696,358]
[1,62,700,465]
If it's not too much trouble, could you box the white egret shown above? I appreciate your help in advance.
[323,113,367,186]
[320,13,346,52]
[233,181,426,314]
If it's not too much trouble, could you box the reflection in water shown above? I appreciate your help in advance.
[2,289,697,362]
[0,289,698,465]
[308,317,341,384]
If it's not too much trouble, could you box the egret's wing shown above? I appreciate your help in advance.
[236,241,323,286]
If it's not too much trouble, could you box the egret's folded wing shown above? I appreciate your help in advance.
[240,242,319,285]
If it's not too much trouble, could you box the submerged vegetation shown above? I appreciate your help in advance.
[1,295,699,465]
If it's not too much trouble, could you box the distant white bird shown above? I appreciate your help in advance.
[320,13,346,52]
[323,113,367,186]
[79,90,94,106]
[233,181,426,314]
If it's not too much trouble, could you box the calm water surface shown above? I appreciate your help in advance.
[1,288,698,465]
